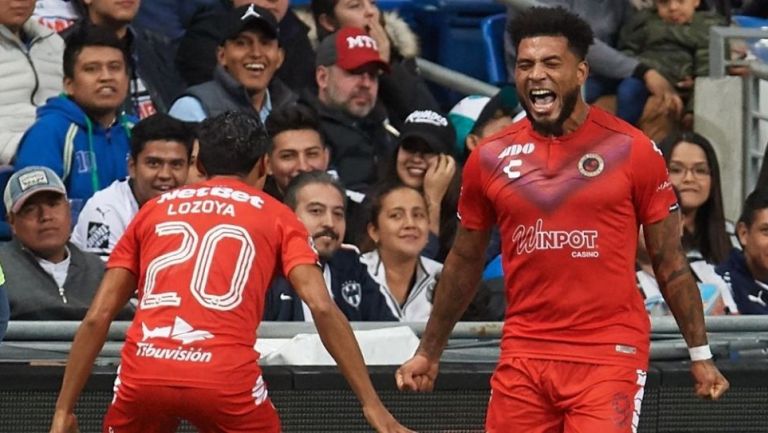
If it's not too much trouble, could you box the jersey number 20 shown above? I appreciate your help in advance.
[140,221,255,311]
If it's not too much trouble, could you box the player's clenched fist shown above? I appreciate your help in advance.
[396,353,439,392]
[691,359,729,400]
[50,411,79,433]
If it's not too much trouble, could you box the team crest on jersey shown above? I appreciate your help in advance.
[578,153,604,177]
[341,281,362,308]
[86,222,110,249]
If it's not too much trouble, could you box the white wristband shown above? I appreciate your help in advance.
[688,345,713,361]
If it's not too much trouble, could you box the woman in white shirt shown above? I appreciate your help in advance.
[360,183,442,321]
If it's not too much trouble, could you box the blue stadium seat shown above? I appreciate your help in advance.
[481,13,507,85]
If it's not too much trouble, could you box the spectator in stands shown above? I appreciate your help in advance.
[0,270,7,343]
[504,1,683,140]
[376,109,458,262]
[187,139,207,185]
[133,0,221,41]
[637,188,736,315]
[71,114,194,259]
[361,182,442,321]
[264,104,330,200]
[310,0,440,127]
[264,170,396,321]
[60,0,183,117]
[32,0,81,32]
[659,131,732,264]
[0,166,133,320]
[301,27,396,193]
[0,0,64,164]
[169,4,295,123]
[177,0,315,91]
[449,85,524,162]
[15,26,136,214]
[717,189,768,314]
[618,0,726,128]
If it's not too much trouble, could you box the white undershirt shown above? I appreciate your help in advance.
[36,247,71,289]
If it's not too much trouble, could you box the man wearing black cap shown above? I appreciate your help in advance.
[300,26,396,194]
[169,4,296,123]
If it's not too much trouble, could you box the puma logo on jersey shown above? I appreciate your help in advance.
[142,316,214,345]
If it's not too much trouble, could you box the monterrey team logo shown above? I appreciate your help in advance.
[578,153,605,177]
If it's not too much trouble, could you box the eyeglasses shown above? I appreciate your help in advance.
[668,164,711,179]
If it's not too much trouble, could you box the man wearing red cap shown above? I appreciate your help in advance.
[299,27,396,194]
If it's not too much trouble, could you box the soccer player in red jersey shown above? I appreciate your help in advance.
[396,7,728,433]
[50,112,414,433]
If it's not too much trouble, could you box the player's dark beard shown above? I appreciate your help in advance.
[521,86,580,137]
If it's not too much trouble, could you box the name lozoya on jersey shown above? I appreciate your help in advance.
[512,218,600,258]
[135,316,215,363]
[157,185,266,217]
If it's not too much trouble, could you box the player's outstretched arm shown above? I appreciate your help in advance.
[50,268,137,433]
[397,227,490,392]
[288,264,415,433]
[644,214,729,400]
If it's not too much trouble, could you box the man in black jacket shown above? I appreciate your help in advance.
[300,27,396,193]
[263,170,395,321]
[177,0,316,90]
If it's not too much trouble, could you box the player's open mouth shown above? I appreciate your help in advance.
[529,89,556,113]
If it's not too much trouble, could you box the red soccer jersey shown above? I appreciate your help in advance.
[108,177,318,390]
[459,108,676,370]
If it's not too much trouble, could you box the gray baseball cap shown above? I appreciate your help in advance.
[4,166,67,214]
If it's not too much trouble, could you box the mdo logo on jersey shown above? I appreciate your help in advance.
[136,316,215,363]
[511,219,599,258]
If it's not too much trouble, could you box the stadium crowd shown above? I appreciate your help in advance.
[0,0,768,342]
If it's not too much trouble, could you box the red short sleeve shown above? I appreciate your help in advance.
[632,138,678,225]
[458,148,496,230]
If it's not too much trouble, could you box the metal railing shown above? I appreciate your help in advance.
[709,25,768,194]
[4,318,768,362]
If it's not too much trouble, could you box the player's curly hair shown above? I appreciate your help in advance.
[508,6,594,61]
[197,111,269,177]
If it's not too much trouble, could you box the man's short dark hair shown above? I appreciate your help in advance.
[130,114,195,160]
[197,111,270,177]
[63,25,130,79]
[265,105,324,153]
[739,189,768,228]
[508,6,594,61]
[284,170,347,212]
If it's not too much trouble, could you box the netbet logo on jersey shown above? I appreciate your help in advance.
[511,219,599,258]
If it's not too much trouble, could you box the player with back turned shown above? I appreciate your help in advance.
[50,111,413,433]
[396,7,728,433]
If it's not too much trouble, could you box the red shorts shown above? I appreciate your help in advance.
[103,375,280,433]
[486,358,646,433]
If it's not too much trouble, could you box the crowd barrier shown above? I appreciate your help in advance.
[2,318,768,431]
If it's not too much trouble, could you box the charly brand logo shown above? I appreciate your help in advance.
[578,153,605,177]
[511,219,599,258]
